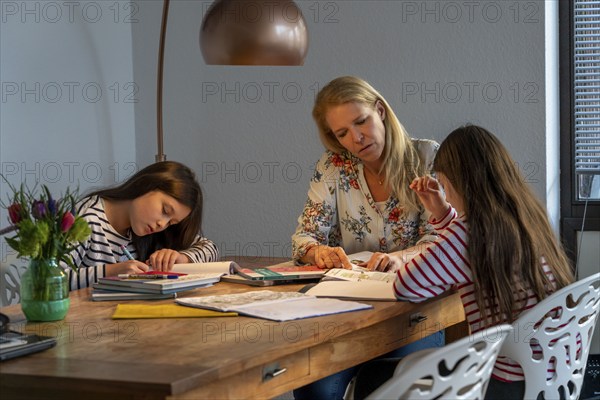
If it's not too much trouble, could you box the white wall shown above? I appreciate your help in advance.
[0,0,136,291]
[132,0,550,258]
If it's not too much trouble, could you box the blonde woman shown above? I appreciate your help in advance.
[293,75,438,271]
[292,76,443,400]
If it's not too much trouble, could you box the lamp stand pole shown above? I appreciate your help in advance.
[156,0,170,162]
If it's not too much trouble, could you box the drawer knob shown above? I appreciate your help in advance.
[263,363,288,381]
[409,313,428,327]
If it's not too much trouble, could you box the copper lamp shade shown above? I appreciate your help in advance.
[155,0,309,161]
[200,0,309,66]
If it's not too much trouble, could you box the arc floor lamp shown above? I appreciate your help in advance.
[155,0,309,162]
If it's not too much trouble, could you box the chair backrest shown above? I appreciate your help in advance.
[0,254,26,306]
[366,324,514,400]
[500,273,600,400]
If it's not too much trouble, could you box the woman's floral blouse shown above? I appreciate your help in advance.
[292,139,439,260]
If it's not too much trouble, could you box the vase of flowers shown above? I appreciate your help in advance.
[20,258,69,321]
[2,182,91,321]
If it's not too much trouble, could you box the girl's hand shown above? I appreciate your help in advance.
[306,244,353,269]
[147,249,190,272]
[409,176,450,220]
[365,252,405,272]
[105,260,149,276]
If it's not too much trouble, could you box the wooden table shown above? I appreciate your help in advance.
[0,257,466,399]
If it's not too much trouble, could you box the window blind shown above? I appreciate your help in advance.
[574,0,600,175]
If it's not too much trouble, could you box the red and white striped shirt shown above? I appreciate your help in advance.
[393,207,557,382]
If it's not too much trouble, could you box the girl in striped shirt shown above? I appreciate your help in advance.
[66,161,219,289]
[354,125,574,399]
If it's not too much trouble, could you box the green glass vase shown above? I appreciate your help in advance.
[20,258,70,322]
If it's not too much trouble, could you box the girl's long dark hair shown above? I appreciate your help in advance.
[90,161,203,260]
[433,125,573,326]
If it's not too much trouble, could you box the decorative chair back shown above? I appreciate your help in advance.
[500,273,600,400]
[366,324,514,400]
[0,255,26,306]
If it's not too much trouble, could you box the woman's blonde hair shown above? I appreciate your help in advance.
[434,125,574,326]
[313,76,425,212]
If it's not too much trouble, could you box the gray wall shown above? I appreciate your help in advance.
[132,0,552,258]
[0,0,137,191]
[0,0,136,277]
[1,0,554,261]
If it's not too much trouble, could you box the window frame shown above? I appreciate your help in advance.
[559,0,600,264]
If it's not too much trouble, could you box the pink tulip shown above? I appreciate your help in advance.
[60,211,75,232]
[8,204,21,224]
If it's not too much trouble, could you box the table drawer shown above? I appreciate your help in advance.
[174,349,309,399]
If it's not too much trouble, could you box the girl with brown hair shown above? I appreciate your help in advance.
[356,125,574,399]
[66,161,218,289]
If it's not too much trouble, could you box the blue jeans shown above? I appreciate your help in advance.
[484,378,525,400]
[293,331,445,400]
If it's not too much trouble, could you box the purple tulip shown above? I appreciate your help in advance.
[7,204,21,224]
[60,211,75,232]
[32,200,47,219]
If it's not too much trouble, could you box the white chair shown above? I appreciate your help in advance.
[365,324,514,400]
[0,253,27,306]
[500,273,600,400]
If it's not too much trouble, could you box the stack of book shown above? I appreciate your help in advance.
[90,262,237,301]
[221,261,325,286]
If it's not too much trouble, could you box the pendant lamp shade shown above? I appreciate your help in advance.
[200,0,308,66]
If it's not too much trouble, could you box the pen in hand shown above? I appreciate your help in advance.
[120,244,135,261]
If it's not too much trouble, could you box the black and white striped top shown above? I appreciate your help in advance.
[65,196,219,290]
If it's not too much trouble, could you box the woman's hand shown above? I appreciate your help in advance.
[304,244,353,269]
[105,260,149,276]
[365,252,404,272]
[409,176,450,221]
[147,249,190,272]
